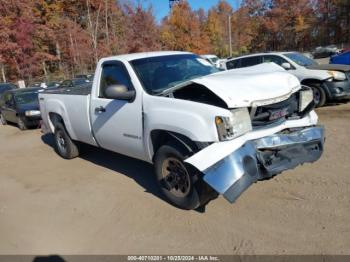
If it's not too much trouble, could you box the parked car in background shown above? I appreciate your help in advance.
[330,51,350,65]
[302,52,314,59]
[76,74,94,81]
[224,52,350,107]
[0,87,43,130]
[313,45,340,59]
[201,55,222,68]
[39,51,324,209]
[0,83,18,97]
[43,81,61,89]
[59,78,91,89]
[28,82,45,89]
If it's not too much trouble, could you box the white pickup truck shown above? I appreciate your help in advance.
[39,51,325,210]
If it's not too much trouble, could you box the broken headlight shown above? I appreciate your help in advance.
[215,108,252,141]
[299,88,313,112]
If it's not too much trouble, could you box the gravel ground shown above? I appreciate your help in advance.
[0,102,349,255]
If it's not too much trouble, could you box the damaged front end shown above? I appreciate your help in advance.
[187,126,325,203]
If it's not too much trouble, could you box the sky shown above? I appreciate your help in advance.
[140,0,242,22]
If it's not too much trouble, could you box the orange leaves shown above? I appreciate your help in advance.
[160,1,211,54]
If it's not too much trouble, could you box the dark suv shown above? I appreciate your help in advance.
[0,88,43,130]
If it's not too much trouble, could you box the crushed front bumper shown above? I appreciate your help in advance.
[196,126,325,203]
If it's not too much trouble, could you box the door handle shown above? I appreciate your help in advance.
[95,106,106,113]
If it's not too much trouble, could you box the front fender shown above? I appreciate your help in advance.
[143,94,230,160]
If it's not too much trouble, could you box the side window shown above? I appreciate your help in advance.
[240,56,262,68]
[60,80,71,88]
[226,59,241,69]
[0,92,5,106]
[4,93,14,107]
[263,55,287,66]
[99,62,133,98]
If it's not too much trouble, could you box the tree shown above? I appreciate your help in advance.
[124,3,161,53]
[160,1,208,54]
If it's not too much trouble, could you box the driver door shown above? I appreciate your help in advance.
[2,93,17,123]
[90,61,144,160]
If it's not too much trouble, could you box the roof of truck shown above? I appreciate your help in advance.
[101,51,193,62]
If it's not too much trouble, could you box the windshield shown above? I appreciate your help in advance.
[15,92,38,105]
[0,86,12,94]
[284,52,318,66]
[130,54,219,95]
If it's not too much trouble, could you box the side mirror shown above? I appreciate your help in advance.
[104,84,136,101]
[281,62,292,70]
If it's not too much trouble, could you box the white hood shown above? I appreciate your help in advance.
[192,63,301,108]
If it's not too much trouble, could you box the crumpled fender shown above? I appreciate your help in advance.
[185,112,324,203]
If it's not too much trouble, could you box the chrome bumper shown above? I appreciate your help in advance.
[201,126,325,203]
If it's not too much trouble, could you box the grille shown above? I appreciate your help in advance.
[251,93,300,127]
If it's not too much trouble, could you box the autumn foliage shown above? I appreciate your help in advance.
[0,0,349,82]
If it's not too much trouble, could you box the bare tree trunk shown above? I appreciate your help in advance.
[56,42,62,71]
[346,3,350,43]
[13,58,22,79]
[86,0,101,64]
[42,61,48,81]
[1,64,6,82]
[69,32,76,74]
[105,0,110,48]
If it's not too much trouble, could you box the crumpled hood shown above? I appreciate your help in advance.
[192,63,301,108]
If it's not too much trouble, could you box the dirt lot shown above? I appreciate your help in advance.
[0,103,349,255]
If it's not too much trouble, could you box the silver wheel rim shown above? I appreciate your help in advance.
[18,118,25,129]
[313,87,321,105]
[56,130,67,153]
[161,157,191,198]
[0,114,5,124]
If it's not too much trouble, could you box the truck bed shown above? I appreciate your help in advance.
[39,86,97,146]
[43,85,92,96]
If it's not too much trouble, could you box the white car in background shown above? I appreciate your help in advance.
[201,54,222,69]
[224,52,350,107]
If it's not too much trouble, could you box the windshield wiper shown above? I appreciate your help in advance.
[153,80,194,97]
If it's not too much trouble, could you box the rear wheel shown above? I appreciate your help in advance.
[54,122,79,159]
[0,112,7,125]
[17,117,27,130]
[154,141,217,210]
[310,84,326,107]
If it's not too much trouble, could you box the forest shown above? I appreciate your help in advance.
[0,0,349,82]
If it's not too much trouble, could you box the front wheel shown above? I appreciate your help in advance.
[154,142,217,210]
[54,123,79,159]
[17,117,27,130]
[0,112,7,125]
[310,84,326,107]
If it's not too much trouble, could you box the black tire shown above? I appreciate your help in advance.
[17,116,27,130]
[154,141,216,210]
[54,122,79,159]
[0,112,7,125]
[310,84,326,107]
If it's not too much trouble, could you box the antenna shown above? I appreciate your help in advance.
[169,0,181,9]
